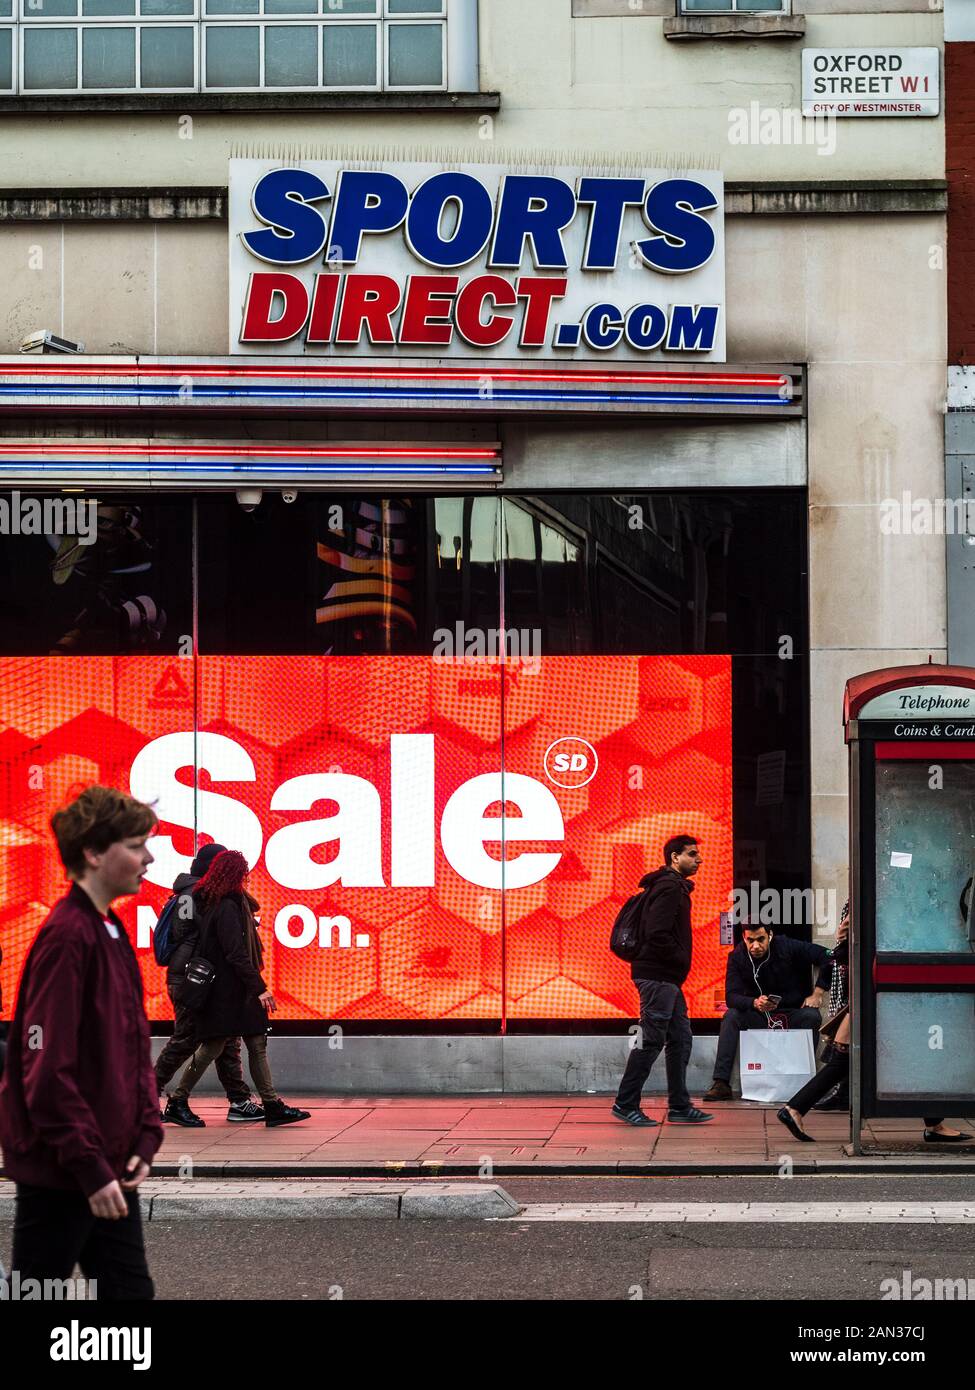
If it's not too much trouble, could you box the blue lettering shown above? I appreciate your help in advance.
[577,177,645,271]
[665,304,720,351]
[625,303,667,351]
[635,179,718,275]
[489,175,576,271]
[242,168,331,266]
[582,302,624,351]
[327,171,409,266]
[406,172,495,268]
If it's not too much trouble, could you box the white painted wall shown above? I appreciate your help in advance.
[0,4,944,187]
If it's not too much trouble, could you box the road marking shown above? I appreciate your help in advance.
[508,1202,975,1224]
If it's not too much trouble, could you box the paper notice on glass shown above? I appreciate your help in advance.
[890,851,913,869]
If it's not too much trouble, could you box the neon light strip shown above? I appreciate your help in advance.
[0,363,791,388]
[0,444,499,460]
[0,462,501,475]
[0,385,791,406]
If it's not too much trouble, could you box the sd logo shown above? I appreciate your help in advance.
[543,737,598,790]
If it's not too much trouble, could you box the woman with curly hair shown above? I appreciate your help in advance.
[167,850,309,1129]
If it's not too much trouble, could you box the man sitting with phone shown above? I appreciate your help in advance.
[703,921,831,1102]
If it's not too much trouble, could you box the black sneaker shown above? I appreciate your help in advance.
[163,1097,205,1128]
[667,1106,714,1124]
[227,1099,265,1122]
[264,1100,311,1129]
[611,1104,659,1127]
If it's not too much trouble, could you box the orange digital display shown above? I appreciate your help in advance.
[0,654,732,1021]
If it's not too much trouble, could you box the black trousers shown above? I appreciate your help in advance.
[788,1053,943,1127]
[154,990,250,1102]
[789,1049,849,1115]
[615,979,692,1113]
[9,1184,153,1300]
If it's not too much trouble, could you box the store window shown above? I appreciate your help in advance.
[3,0,450,93]
[680,1,787,12]
[0,488,807,1031]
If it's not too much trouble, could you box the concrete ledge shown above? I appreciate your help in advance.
[400,1183,521,1219]
[0,91,499,116]
[0,189,226,222]
[141,1157,975,1178]
[726,180,947,217]
[0,181,943,221]
[149,1190,401,1219]
[152,1034,719,1095]
[664,14,805,40]
[141,1181,519,1220]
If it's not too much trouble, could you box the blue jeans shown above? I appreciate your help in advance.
[615,979,692,1112]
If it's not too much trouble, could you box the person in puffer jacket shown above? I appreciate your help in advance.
[154,843,263,1128]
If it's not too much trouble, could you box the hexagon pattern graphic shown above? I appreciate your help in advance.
[0,654,732,1022]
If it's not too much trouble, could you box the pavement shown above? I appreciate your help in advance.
[140,1094,975,1175]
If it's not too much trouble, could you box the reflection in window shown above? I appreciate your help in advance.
[0,497,190,655]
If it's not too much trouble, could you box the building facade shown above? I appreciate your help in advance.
[0,0,948,1090]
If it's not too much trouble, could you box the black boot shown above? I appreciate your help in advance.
[163,1096,205,1127]
[264,1100,311,1128]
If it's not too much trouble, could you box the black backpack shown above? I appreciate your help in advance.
[152,894,182,967]
[609,890,647,962]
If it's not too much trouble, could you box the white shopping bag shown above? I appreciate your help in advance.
[739,1027,817,1103]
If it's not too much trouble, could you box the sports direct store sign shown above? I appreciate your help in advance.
[228,159,726,361]
[0,654,732,1022]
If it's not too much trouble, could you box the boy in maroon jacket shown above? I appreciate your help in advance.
[0,785,163,1299]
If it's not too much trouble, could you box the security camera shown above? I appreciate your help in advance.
[20,329,86,355]
[235,489,263,512]
[281,490,298,505]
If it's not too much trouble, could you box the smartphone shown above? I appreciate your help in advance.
[766,994,782,1008]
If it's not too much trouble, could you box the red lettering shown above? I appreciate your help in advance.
[517,276,569,348]
[399,274,459,346]
[335,273,402,346]
[239,272,310,343]
[306,274,341,344]
[454,275,518,348]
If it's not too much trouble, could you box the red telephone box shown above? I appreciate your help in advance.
[845,665,975,1148]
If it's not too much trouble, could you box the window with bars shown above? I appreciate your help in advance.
[680,1,787,11]
[0,0,448,93]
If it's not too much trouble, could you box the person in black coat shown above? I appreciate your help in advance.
[167,850,309,1129]
[702,921,831,1101]
[154,843,263,1127]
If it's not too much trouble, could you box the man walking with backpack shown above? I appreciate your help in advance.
[153,843,263,1127]
[612,834,714,1127]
